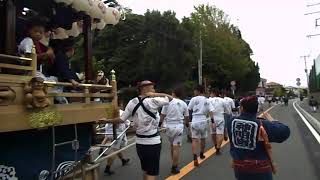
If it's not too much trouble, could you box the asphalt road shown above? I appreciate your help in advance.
[96,100,320,180]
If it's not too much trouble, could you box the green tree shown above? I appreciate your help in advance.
[190,4,260,91]
[273,86,286,97]
[70,4,260,93]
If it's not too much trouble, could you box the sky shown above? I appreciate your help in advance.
[120,0,320,87]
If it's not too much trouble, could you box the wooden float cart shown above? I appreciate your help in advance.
[0,0,123,179]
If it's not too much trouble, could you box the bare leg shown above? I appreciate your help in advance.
[117,152,123,159]
[192,138,199,166]
[144,173,156,180]
[101,137,108,145]
[200,138,206,153]
[191,138,199,155]
[172,145,180,167]
[224,128,228,141]
[215,134,224,155]
[107,156,115,166]
[199,138,206,159]
[216,134,223,148]
[171,145,173,160]
[104,155,115,175]
[117,152,130,166]
[211,134,217,148]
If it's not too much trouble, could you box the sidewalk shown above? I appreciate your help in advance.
[299,99,320,121]
[296,99,320,134]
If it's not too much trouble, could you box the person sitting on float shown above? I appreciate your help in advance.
[49,38,80,87]
[18,18,55,76]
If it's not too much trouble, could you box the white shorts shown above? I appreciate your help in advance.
[165,124,184,146]
[210,119,225,135]
[106,134,128,150]
[190,121,208,139]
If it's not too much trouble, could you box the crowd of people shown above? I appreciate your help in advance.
[16,17,291,180]
[103,81,290,180]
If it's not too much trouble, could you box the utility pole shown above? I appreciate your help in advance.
[198,29,203,85]
[301,55,310,96]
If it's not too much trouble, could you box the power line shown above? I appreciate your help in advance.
[304,11,320,15]
[307,33,320,38]
[307,2,320,7]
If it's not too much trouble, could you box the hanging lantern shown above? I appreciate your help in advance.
[103,7,121,25]
[52,28,69,39]
[97,1,107,19]
[91,21,97,30]
[54,0,74,5]
[66,22,81,37]
[96,20,106,30]
[88,0,104,19]
[71,0,94,13]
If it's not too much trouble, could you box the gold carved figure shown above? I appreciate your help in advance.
[24,77,50,108]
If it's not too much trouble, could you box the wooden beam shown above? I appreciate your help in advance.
[0,54,33,61]
[47,92,114,98]
[0,63,33,70]
[0,103,115,132]
[44,81,112,89]
[0,1,5,54]
[0,74,32,82]
[4,0,16,55]
[83,15,93,82]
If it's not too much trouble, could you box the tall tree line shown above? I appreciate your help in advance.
[71,4,260,93]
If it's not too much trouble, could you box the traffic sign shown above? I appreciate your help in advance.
[230,81,236,86]
[231,85,236,91]
[296,78,300,82]
[296,82,301,86]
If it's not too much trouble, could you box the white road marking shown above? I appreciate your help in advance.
[293,101,320,144]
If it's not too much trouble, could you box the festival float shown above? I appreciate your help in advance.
[0,0,124,179]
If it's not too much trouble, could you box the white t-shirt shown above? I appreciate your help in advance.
[224,97,235,115]
[120,96,170,145]
[258,97,265,105]
[161,98,188,125]
[208,97,225,120]
[18,37,34,54]
[188,96,213,122]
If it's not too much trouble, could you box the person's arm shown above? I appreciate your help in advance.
[70,79,79,86]
[187,99,194,123]
[55,54,78,86]
[183,104,190,127]
[100,102,133,124]
[231,100,236,109]
[160,114,166,127]
[145,93,173,109]
[209,111,214,123]
[207,99,215,122]
[145,92,173,101]
[184,116,190,127]
[37,47,55,62]
[160,105,168,127]
[100,117,124,124]
[262,119,290,143]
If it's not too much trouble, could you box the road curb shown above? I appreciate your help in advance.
[293,101,320,144]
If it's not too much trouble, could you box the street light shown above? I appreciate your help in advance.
[198,29,203,85]
[300,55,310,96]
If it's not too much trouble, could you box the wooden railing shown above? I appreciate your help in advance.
[44,70,117,106]
[0,46,37,76]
